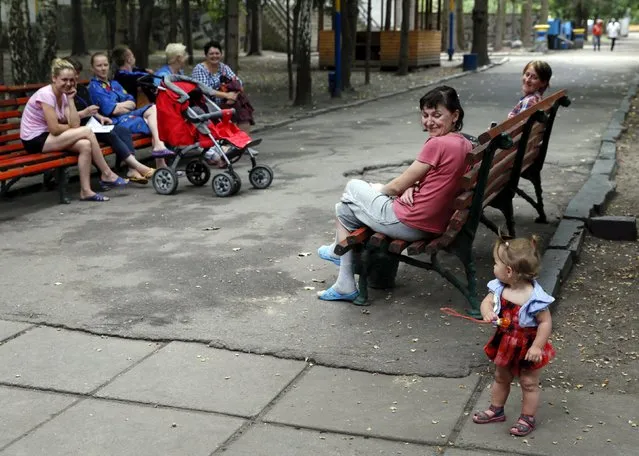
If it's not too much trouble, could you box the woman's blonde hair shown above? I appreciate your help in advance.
[165,43,187,64]
[51,58,75,78]
[493,234,542,282]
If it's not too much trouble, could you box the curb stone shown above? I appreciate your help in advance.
[542,74,639,302]
[253,57,510,134]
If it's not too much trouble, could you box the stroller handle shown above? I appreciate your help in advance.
[185,107,236,123]
[162,74,218,103]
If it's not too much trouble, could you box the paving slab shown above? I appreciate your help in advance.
[265,365,480,444]
[442,449,521,456]
[456,385,639,456]
[0,386,77,449]
[96,341,306,417]
[224,423,437,456]
[0,327,160,393]
[1,398,244,456]
[547,219,585,260]
[0,321,32,343]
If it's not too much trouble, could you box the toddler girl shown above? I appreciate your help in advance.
[473,235,555,437]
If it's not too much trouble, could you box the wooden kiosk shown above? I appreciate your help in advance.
[319,0,442,70]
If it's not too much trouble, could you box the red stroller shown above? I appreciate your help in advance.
[152,75,273,196]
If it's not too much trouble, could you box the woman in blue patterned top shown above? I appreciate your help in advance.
[88,52,173,169]
[191,40,255,133]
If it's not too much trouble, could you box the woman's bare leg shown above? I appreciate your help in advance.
[142,106,170,169]
[44,127,120,183]
[123,156,153,176]
[67,140,98,199]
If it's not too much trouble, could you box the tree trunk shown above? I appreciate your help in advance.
[440,0,448,52]
[384,0,392,30]
[494,0,505,51]
[135,0,154,69]
[396,0,410,75]
[70,0,87,55]
[0,2,4,83]
[510,0,516,42]
[365,0,371,84]
[471,0,489,66]
[294,0,312,106]
[115,0,129,45]
[539,0,549,25]
[286,0,293,100]
[521,0,532,48]
[182,0,193,65]
[128,0,136,50]
[36,0,58,81]
[247,0,262,55]
[292,0,301,63]
[225,0,240,70]
[168,0,178,43]
[340,0,358,90]
[9,0,30,84]
[455,0,464,51]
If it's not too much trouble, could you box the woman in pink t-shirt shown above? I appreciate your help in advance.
[317,86,472,302]
[19,58,127,202]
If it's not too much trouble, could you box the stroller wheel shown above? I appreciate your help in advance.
[185,160,211,186]
[249,165,274,189]
[229,171,242,195]
[152,168,179,195]
[212,172,236,197]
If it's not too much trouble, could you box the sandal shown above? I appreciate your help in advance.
[510,414,536,437]
[142,169,156,180]
[472,404,506,424]
[80,193,110,202]
[99,176,129,191]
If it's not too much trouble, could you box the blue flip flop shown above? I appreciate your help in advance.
[317,287,359,302]
[99,176,129,191]
[318,245,341,266]
[80,193,110,202]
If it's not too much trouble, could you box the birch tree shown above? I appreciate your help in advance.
[294,0,312,106]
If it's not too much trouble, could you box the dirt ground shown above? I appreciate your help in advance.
[544,97,639,395]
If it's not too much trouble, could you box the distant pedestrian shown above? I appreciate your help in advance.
[508,61,552,119]
[592,19,603,51]
[472,235,555,437]
[607,18,621,51]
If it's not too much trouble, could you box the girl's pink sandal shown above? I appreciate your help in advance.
[510,414,536,436]
[472,404,506,424]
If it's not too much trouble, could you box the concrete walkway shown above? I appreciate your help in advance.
[1,36,639,455]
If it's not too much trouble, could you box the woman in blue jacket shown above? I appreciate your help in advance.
[88,52,173,169]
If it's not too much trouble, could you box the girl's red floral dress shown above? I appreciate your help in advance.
[484,296,555,377]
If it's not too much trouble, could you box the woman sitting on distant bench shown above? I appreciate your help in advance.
[64,57,155,184]
[88,51,173,170]
[19,58,127,202]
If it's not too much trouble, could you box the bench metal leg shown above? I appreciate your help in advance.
[503,200,516,238]
[56,167,71,204]
[353,248,370,306]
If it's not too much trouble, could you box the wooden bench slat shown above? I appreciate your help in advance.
[477,90,567,144]
[0,97,29,107]
[388,239,409,254]
[0,110,23,120]
[369,232,388,247]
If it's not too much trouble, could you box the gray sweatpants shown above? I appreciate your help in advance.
[335,179,431,242]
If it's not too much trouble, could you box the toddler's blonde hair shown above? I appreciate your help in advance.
[493,234,542,282]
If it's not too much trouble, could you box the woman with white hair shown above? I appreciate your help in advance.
[155,43,187,80]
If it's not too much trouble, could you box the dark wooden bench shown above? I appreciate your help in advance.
[0,83,152,204]
[333,90,571,315]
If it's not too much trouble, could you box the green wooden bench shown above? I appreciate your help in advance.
[333,90,571,315]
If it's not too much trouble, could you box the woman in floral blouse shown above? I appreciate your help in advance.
[191,40,254,133]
